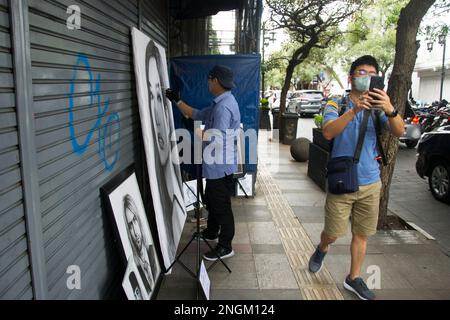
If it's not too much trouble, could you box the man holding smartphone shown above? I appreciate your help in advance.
[308,55,405,300]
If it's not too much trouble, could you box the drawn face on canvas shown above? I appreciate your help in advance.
[133,286,142,300]
[129,272,142,300]
[124,196,143,252]
[147,56,170,165]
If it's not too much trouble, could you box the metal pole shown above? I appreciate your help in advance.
[255,0,263,54]
[440,38,446,101]
[261,25,265,99]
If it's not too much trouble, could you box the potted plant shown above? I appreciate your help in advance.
[314,114,324,130]
[259,98,271,130]
[312,114,331,152]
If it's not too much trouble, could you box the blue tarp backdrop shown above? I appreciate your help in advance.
[169,54,261,174]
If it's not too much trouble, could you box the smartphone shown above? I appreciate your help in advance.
[369,76,385,109]
[369,76,385,91]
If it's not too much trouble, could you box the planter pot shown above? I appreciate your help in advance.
[312,128,332,152]
[259,108,271,130]
[307,143,330,192]
[281,112,299,145]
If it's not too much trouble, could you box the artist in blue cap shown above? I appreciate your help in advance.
[166,65,241,261]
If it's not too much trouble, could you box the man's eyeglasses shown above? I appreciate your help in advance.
[354,70,378,76]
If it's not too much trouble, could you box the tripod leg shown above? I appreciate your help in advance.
[178,260,196,279]
[166,234,197,278]
[207,256,232,274]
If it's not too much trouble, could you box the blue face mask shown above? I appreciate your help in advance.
[352,75,370,92]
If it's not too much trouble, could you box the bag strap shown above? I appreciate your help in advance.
[330,95,349,152]
[372,111,388,166]
[354,110,370,163]
[338,95,349,116]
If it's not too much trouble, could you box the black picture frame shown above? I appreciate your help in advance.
[100,165,164,300]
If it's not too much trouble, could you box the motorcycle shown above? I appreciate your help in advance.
[418,100,450,133]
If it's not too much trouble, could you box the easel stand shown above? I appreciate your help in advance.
[166,164,232,300]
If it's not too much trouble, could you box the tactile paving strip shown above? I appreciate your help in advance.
[258,163,344,300]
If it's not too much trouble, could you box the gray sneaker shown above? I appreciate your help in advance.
[308,246,327,273]
[344,275,376,300]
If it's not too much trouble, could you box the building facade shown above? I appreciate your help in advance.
[0,0,168,300]
[412,34,450,104]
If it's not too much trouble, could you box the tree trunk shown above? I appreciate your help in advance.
[378,0,435,229]
[277,60,297,128]
[277,44,314,129]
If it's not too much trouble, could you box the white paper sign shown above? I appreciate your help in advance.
[199,261,211,300]
[236,174,254,197]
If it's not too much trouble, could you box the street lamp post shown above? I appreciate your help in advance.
[261,24,275,99]
[427,30,447,101]
[438,33,447,101]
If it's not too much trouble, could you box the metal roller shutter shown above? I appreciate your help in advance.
[0,0,34,300]
[141,0,168,48]
[26,0,167,299]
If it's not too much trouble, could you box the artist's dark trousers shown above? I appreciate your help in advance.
[204,175,235,250]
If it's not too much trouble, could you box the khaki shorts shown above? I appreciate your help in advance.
[324,181,382,238]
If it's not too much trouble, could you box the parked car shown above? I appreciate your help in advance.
[416,125,450,203]
[400,101,423,148]
[288,90,325,117]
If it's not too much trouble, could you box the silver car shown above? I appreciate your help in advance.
[288,90,325,117]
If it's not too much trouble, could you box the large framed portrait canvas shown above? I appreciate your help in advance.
[101,167,161,300]
[131,27,187,271]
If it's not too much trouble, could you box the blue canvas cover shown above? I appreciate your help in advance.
[169,54,261,174]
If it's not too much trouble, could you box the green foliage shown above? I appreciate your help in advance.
[330,0,409,76]
[265,67,286,89]
[265,43,327,89]
[260,98,270,109]
[266,0,366,114]
[419,0,450,41]
[314,114,324,129]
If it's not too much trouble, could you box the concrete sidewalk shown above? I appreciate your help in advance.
[158,131,450,300]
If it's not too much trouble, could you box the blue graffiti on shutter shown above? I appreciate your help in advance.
[68,54,120,172]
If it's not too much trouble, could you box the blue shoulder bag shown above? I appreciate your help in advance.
[326,110,370,194]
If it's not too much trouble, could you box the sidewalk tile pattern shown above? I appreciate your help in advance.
[258,162,344,300]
